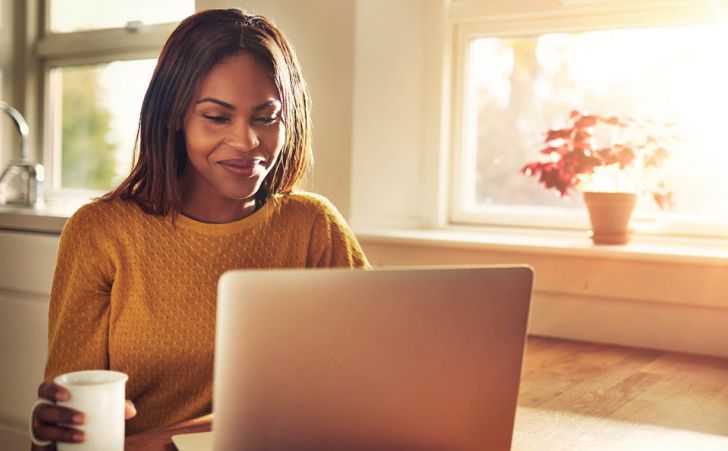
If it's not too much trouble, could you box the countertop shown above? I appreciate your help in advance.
[0,200,86,234]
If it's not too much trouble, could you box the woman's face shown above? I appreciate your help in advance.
[181,53,284,208]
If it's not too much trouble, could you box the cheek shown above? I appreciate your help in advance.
[184,122,218,159]
[264,123,286,156]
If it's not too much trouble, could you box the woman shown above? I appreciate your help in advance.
[30,8,369,448]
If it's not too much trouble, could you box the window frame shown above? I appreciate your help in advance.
[447,0,728,238]
[35,0,182,200]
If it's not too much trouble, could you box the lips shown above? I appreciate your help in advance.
[217,158,264,177]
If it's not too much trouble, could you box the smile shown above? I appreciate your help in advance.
[217,158,265,178]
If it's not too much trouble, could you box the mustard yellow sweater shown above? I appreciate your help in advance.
[45,192,369,434]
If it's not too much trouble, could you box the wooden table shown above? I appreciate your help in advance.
[125,336,728,450]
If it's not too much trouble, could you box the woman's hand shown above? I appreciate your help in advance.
[125,399,137,420]
[30,381,137,450]
[31,382,84,449]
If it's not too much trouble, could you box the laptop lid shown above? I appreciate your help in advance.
[213,265,533,451]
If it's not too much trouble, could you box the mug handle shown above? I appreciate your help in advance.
[29,398,54,447]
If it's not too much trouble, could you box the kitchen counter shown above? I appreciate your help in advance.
[0,200,87,234]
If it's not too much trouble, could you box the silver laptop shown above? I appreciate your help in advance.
[209,265,533,451]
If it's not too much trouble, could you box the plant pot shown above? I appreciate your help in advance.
[582,192,637,245]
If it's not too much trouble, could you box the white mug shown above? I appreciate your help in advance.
[31,370,128,451]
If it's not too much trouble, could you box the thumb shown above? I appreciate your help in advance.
[125,400,137,420]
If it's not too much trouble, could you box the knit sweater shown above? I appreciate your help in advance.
[45,192,370,434]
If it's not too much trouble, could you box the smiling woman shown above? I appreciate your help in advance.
[181,54,285,222]
[180,54,286,223]
[29,9,369,450]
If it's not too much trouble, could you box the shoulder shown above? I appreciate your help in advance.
[275,191,343,219]
[276,191,356,238]
[62,198,143,238]
[279,192,369,268]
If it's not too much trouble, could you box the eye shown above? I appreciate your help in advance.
[255,115,280,125]
[202,114,230,124]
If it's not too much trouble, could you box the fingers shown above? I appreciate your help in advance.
[33,403,85,445]
[37,381,69,402]
[34,381,84,445]
[125,400,137,420]
[33,421,84,444]
[35,404,84,426]
[30,444,54,451]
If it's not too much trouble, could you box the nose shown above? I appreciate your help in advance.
[226,119,259,151]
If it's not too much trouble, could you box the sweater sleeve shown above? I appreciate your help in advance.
[306,197,371,269]
[45,204,115,380]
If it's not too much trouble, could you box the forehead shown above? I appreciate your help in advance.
[194,53,280,104]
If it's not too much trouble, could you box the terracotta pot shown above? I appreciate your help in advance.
[582,192,637,245]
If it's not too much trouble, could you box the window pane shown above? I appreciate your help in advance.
[54,59,156,190]
[49,0,194,33]
[465,25,728,222]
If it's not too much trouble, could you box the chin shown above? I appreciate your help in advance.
[222,185,262,202]
[224,191,257,202]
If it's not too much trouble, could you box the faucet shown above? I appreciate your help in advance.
[0,101,44,207]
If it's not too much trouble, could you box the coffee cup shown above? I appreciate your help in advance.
[31,370,128,451]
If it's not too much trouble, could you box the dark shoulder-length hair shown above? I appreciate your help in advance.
[102,9,312,215]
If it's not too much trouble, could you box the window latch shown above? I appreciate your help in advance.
[125,20,144,33]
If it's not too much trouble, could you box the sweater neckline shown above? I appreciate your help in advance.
[174,199,276,235]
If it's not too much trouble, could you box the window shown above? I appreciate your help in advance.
[449,1,728,237]
[38,0,194,195]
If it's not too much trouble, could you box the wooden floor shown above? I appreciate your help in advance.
[126,336,728,450]
[513,336,728,450]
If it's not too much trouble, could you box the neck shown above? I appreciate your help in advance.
[178,174,257,224]
[180,198,257,224]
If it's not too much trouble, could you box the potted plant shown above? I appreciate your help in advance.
[521,110,678,244]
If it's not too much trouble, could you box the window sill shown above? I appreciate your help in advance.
[354,225,728,266]
[2,198,726,266]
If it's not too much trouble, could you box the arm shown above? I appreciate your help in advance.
[45,206,114,379]
[31,205,117,448]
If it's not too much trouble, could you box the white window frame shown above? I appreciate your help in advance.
[34,0,180,201]
[447,0,728,238]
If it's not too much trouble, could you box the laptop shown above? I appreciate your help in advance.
[174,265,533,451]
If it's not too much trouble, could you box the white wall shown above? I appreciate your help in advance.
[350,0,430,228]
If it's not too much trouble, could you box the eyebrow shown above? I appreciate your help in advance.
[194,97,281,112]
[252,100,281,112]
[195,97,235,110]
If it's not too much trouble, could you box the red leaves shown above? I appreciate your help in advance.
[521,147,600,197]
[520,161,542,177]
[574,130,592,142]
[545,129,572,142]
[644,147,669,168]
[653,191,674,210]
[540,145,567,156]
[521,161,575,196]
[522,110,677,209]
[596,145,635,169]
[574,115,598,128]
